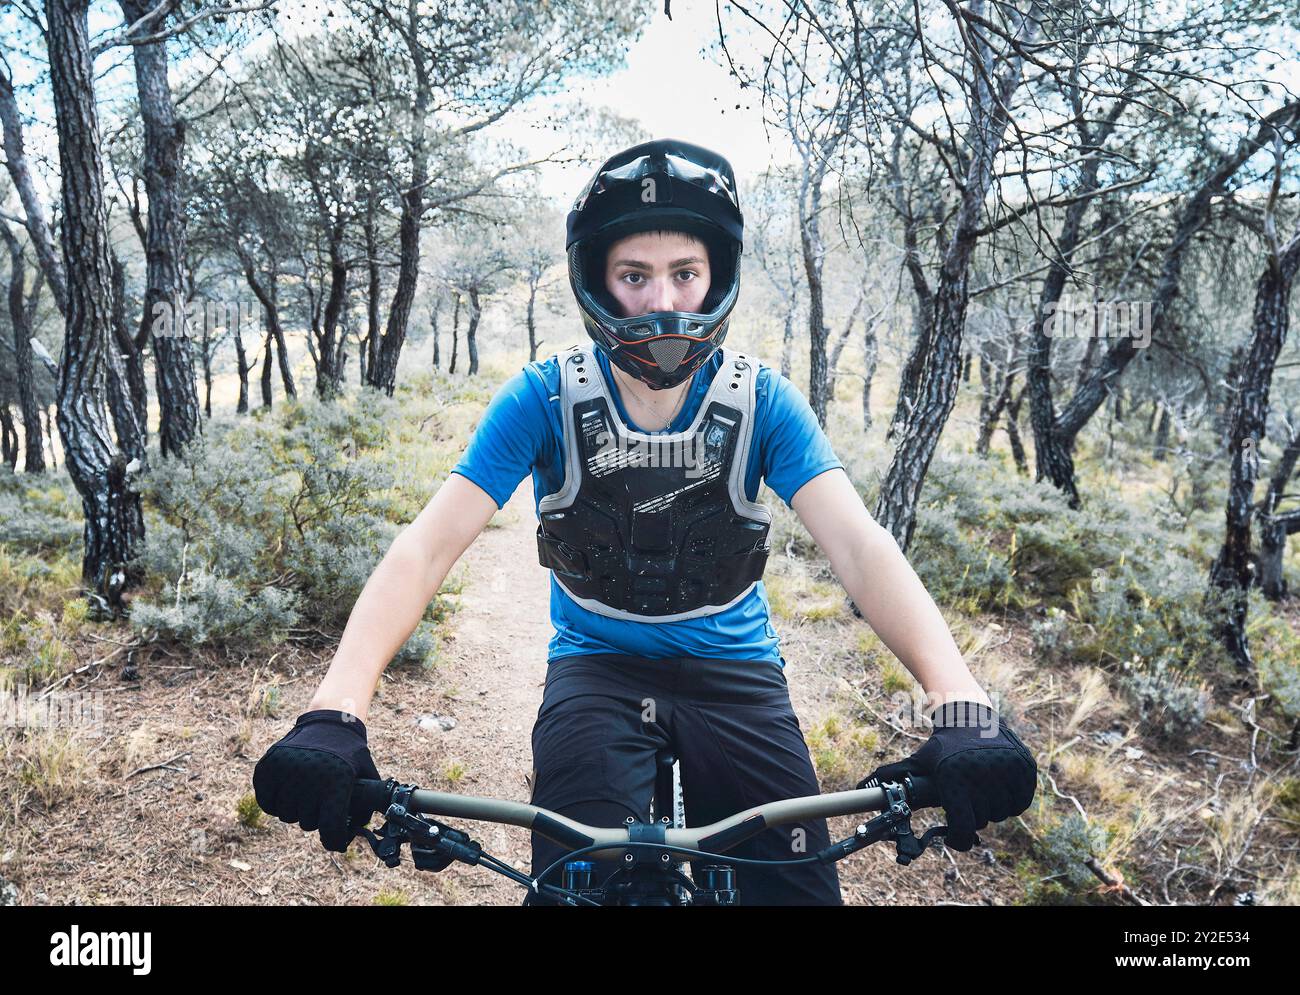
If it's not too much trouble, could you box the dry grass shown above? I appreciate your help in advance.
[2,725,92,814]
[1065,669,1115,737]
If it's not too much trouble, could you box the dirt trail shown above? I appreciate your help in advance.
[391,476,553,905]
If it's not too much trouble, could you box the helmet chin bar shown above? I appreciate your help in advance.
[607,344,701,390]
[583,302,731,390]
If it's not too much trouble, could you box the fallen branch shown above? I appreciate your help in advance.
[1084,856,1150,906]
[126,752,191,779]
[37,640,141,700]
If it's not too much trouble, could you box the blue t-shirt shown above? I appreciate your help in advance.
[449,345,843,665]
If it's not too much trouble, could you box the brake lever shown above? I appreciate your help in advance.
[358,784,483,869]
[359,823,404,867]
[891,822,944,864]
[817,781,969,866]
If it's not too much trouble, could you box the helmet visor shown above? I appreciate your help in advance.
[573,151,740,214]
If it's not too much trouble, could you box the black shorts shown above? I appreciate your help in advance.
[524,653,843,906]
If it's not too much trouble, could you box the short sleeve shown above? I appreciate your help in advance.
[449,366,552,509]
[757,369,844,506]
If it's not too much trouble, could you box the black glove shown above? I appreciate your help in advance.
[253,709,382,853]
[858,700,1037,851]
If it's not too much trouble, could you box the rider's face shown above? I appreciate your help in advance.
[603,231,711,319]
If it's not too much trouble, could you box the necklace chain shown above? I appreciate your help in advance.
[614,366,691,430]
[634,379,688,429]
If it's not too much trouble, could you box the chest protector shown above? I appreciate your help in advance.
[536,343,772,622]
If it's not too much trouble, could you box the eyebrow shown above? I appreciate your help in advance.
[611,256,706,270]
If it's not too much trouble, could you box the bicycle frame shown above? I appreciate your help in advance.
[354,772,950,906]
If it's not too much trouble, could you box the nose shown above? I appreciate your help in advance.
[650,277,677,312]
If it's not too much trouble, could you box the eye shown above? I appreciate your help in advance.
[621,272,645,286]
[675,270,698,283]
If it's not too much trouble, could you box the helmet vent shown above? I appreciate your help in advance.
[646,337,690,373]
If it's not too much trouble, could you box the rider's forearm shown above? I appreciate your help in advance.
[830,521,992,712]
[307,531,454,722]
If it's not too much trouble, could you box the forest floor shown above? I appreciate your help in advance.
[6,465,1297,907]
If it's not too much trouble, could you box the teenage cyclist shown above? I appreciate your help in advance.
[253,139,1038,905]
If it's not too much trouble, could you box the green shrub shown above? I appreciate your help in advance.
[129,567,300,646]
[1118,654,1209,742]
[128,389,442,649]
[1253,598,1300,730]
[910,505,1018,612]
[393,620,442,670]
[0,471,83,553]
[1026,811,1115,904]
[1030,606,1074,663]
[236,793,265,829]
[852,451,1231,675]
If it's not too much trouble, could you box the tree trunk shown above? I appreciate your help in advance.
[333,299,350,390]
[274,325,295,401]
[364,189,381,385]
[1006,384,1028,474]
[889,295,935,440]
[47,0,145,614]
[1074,334,1098,395]
[526,280,541,362]
[313,224,349,400]
[1207,220,1300,670]
[260,326,274,409]
[119,0,200,460]
[265,260,295,399]
[110,252,149,458]
[827,282,866,400]
[801,170,831,424]
[0,404,16,469]
[1053,103,1300,501]
[233,313,249,415]
[1027,154,1116,508]
[200,315,213,418]
[449,292,461,375]
[1153,404,1171,460]
[1258,511,1299,600]
[1257,430,1300,600]
[1,225,46,472]
[1025,64,1158,507]
[466,286,481,376]
[975,352,1013,457]
[368,0,431,396]
[874,4,1037,549]
[861,320,878,432]
[780,302,795,381]
[432,299,441,370]
[44,405,57,469]
[0,66,69,313]
[1217,344,1246,449]
[874,267,973,549]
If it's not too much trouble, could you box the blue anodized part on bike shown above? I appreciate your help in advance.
[563,860,595,890]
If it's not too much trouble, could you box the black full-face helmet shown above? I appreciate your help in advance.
[565,139,744,390]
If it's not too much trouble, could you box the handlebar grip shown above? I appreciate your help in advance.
[353,778,394,816]
[906,774,940,810]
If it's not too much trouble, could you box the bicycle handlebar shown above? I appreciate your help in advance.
[354,773,939,861]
